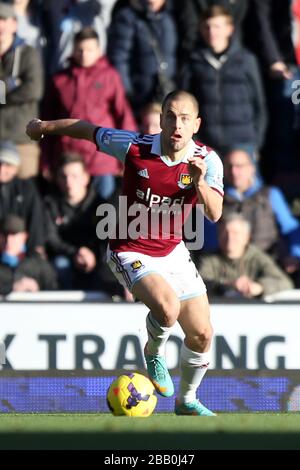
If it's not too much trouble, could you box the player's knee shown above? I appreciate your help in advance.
[157,297,180,327]
[193,325,213,350]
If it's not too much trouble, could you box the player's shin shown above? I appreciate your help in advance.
[178,342,210,403]
[146,311,172,356]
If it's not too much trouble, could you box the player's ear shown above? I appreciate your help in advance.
[194,117,201,134]
[159,113,163,129]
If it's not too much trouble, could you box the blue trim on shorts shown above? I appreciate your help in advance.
[110,252,132,290]
[179,291,206,301]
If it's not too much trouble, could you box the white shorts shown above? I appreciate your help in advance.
[107,241,206,301]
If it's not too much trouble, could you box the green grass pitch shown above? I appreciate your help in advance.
[0,413,300,449]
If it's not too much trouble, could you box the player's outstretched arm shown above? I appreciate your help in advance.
[26,118,97,142]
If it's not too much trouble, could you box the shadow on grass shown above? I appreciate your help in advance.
[0,432,300,450]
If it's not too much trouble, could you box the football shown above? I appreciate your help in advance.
[106,372,157,417]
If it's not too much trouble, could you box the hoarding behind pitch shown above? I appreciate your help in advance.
[0,302,299,370]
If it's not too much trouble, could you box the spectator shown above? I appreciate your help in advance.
[42,26,136,200]
[246,0,299,190]
[202,147,300,286]
[40,0,115,73]
[0,214,57,295]
[12,0,45,50]
[187,0,249,50]
[0,141,45,253]
[139,101,162,134]
[0,1,43,178]
[224,148,300,260]
[205,146,300,262]
[44,153,120,294]
[249,0,296,78]
[172,0,203,63]
[108,0,178,114]
[199,213,294,298]
[180,5,267,157]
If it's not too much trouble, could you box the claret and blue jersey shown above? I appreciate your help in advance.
[95,128,224,256]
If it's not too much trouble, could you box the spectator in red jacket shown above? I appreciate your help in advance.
[42,26,137,200]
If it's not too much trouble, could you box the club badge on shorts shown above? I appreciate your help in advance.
[177,174,193,189]
[131,260,145,272]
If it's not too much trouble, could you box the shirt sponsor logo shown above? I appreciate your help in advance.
[136,188,185,207]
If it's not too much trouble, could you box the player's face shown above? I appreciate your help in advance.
[73,39,101,68]
[160,97,201,156]
[224,151,255,192]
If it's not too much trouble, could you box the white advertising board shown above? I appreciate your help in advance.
[0,302,299,370]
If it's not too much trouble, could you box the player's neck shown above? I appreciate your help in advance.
[161,141,188,162]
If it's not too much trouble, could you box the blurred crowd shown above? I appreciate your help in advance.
[0,0,300,300]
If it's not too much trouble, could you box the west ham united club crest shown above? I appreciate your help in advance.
[177,174,193,189]
[131,260,144,272]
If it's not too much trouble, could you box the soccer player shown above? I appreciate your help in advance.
[26,90,223,416]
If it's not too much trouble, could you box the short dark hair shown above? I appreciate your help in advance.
[58,152,88,173]
[162,90,199,117]
[200,5,234,24]
[74,27,99,44]
[219,213,251,232]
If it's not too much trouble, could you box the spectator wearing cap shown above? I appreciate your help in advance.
[0,214,57,295]
[202,147,300,287]
[0,1,43,178]
[0,140,45,253]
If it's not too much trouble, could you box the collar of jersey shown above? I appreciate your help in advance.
[151,134,196,166]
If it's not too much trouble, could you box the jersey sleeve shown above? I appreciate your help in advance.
[94,127,140,162]
[204,150,224,196]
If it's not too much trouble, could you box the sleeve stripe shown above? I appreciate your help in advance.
[93,126,101,149]
[211,187,224,197]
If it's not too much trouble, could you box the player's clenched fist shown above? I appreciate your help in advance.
[26,118,44,141]
[188,157,207,185]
